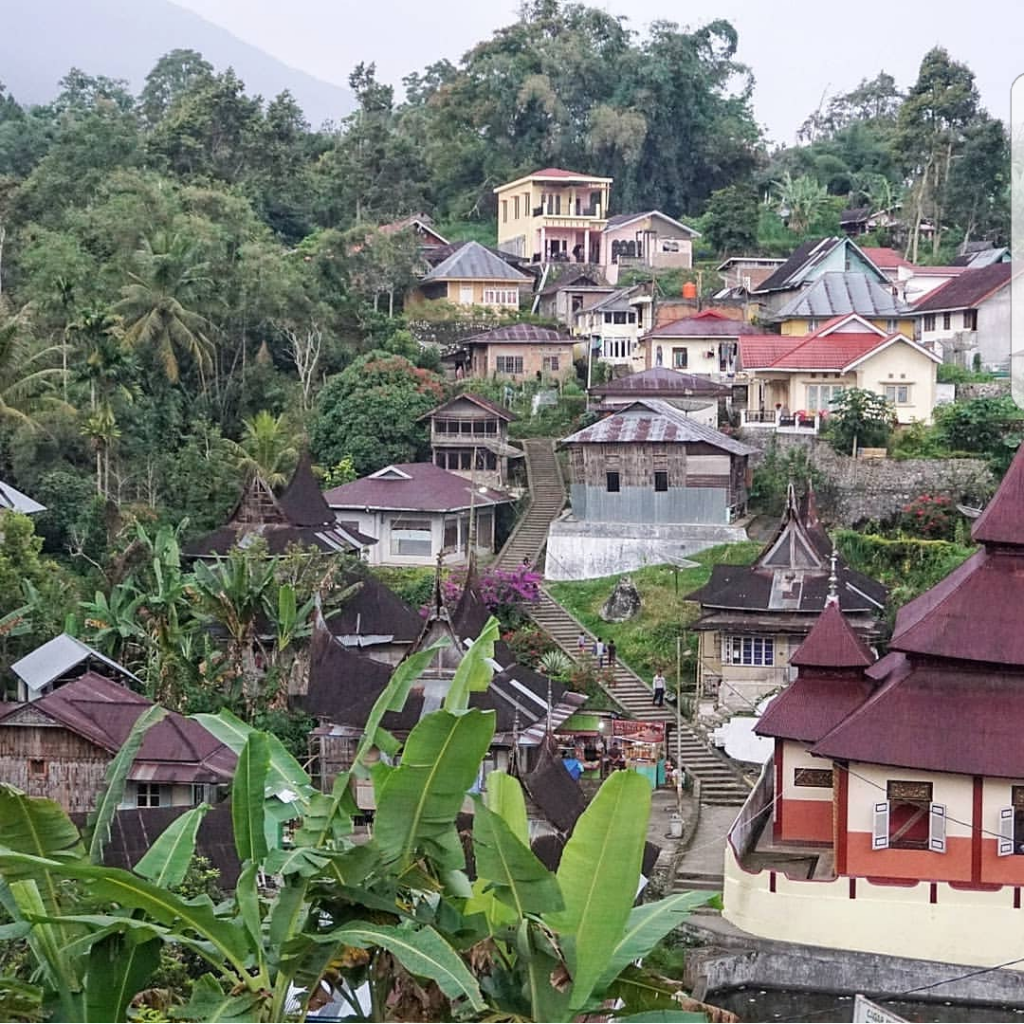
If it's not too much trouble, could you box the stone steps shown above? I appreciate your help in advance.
[493,438,566,570]
[672,870,725,892]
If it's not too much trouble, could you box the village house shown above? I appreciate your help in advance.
[10,633,141,702]
[714,257,785,298]
[738,313,941,428]
[0,671,235,814]
[951,240,1011,268]
[838,205,933,248]
[587,367,730,428]
[641,309,759,377]
[326,569,425,666]
[186,452,375,559]
[911,263,1013,371]
[533,267,614,324]
[420,392,521,490]
[375,212,449,250]
[751,237,889,315]
[545,399,753,580]
[769,272,914,339]
[574,286,651,369]
[858,247,915,284]
[725,449,1024,969]
[450,324,574,383]
[408,239,532,311]
[687,484,886,713]
[323,462,512,567]
[602,210,699,284]
[494,167,612,264]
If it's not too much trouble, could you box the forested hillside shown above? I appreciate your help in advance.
[0,0,1009,653]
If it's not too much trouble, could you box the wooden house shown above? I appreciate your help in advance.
[326,569,424,666]
[419,392,521,490]
[586,367,729,428]
[723,448,1024,969]
[0,672,235,814]
[688,483,886,712]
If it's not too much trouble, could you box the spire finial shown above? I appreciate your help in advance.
[825,547,839,607]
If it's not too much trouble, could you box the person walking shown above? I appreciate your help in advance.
[577,630,588,657]
[652,670,666,707]
[595,637,606,668]
[607,639,617,668]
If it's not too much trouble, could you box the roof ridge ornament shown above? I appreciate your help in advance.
[825,548,840,607]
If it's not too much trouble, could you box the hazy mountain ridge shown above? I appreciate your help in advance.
[0,0,353,126]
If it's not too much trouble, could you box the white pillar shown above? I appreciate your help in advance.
[583,230,590,265]
[540,226,546,263]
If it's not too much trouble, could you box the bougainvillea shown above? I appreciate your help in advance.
[441,564,542,628]
[900,493,955,540]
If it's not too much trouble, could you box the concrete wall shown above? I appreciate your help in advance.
[544,517,747,580]
[332,508,495,567]
[472,342,575,382]
[777,739,834,844]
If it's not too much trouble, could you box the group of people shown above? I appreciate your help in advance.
[576,631,617,669]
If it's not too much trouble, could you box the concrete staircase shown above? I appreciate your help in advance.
[494,438,566,570]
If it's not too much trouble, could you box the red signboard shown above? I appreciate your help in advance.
[613,720,665,743]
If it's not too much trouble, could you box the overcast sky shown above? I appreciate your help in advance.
[175,0,1022,144]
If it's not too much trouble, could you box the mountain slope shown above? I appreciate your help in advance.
[0,0,352,127]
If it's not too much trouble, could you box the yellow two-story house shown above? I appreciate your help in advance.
[494,167,612,265]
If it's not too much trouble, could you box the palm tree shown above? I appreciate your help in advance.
[0,304,68,427]
[112,231,215,388]
[226,410,300,488]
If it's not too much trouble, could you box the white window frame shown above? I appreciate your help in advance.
[389,517,433,558]
[806,384,844,412]
[483,288,519,307]
[137,783,164,808]
[495,355,524,375]
[923,313,936,332]
[722,635,775,667]
[884,384,911,405]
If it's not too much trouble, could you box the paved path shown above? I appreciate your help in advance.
[672,803,738,892]
[494,438,566,570]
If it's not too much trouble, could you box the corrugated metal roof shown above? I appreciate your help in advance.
[912,263,1014,313]
[421,240,530,283]
[772,272,909,320]
[324,462,513,512]
[463,324,570,345]
[12,634,141,693]
[561,398,755,454]
[0,480,45,514]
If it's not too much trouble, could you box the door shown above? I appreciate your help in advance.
[459,285,474,305]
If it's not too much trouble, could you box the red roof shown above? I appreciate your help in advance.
[755,675,875,744]
[324,463,512,513]
[531,167,594,179]
[739,329,926,372]
[789,602,875,669]
[859,247,913,271]
[972,443,1024,546]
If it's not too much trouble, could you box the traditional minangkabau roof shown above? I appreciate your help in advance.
[560,398,755,455]
[690,483,887,616]
[186,453,371,557]
[0,672,236,785]
[912,263,1013,313]
[326,570,424,649]
[420,240,531,284]
[770,272,910,321]
[587,367,731,399]
[324,463,512,513]
[418,392,516,423]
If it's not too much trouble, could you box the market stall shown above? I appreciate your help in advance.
[612,720,666,789]
[555,711,611,779]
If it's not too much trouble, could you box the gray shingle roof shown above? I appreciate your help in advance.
[771,272,909,321]
[421,240,530,283]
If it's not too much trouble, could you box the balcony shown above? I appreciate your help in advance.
[740,410,820,434]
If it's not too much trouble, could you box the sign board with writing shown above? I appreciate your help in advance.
[852,994,907,1023]
[612,720,665,743]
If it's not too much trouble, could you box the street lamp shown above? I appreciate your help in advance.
[675,639,692,815]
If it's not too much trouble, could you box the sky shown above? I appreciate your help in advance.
[174,0,1023,144]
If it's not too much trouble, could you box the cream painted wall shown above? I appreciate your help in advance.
[496,178,611,254]
[854,341,938,424]
[780,740,833,803]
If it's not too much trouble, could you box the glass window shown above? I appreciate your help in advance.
[807,318,819,331]
[723,636,775,666]
[942,312,952,330]
[495,356,524,374]
[887,780,932,849]
[673,348,688,369]
[389,518,433,557]
[502,200,507,223]
[542,356,560,372]
[136,783,163,808]
[513,196,519,219]
[604,312,613,324]
[806,384,844,412]
[606,471,621,493]
[654,471,668,492]
[923,314,936,332]
[443,517,459,550]
[884,384,910,404]
[886,318,898,332]
[613,311,627,324]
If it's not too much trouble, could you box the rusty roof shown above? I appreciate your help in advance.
[912,263,1013,313]
[462,324,571,345]
[589,367,731,398]
[418,392,516,422]
[324,463,512,513]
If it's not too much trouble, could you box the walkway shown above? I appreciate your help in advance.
[672,803,737,892]
[494,438,566,570]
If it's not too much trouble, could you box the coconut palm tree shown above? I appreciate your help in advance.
[226,410,301,488]
[0,304,68,427]
[112,231,215,388]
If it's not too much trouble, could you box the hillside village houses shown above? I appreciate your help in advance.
[408,239,532,311]
[641,309,758,377]
[725,448,1024,970]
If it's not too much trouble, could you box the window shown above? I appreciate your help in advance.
[604,312,613,324]
[886,318,898,332]
[885,780,934,850]
[627,312,636,323]
[998,786,1024,856]
[542,355,560,372]
[613,311,628,325]
[443,516,459,551]
[495,355,524,375]
[964,309,978,331]
[513,196,519,219]
[806,318,819,332]
[502,200,507,224]
[942,312,952,330]
[661,239,680,252]
[806,384,844,412]
[923,314,936,332]
[794,768,833,789]
[483,288,519,307]
[460,451,472,470]
[673,348,688,369]
[137,783,163,808]
[723,636,775,666]
[884,384,910,405]
[606,471,621,493]
[389,517,433,557]
[654,471,668,492]
[192,784,207,806]
[29,759,46,778]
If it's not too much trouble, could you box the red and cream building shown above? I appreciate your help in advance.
[724,448,1024,968]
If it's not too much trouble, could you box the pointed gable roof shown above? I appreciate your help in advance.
[971,446,1024,547]
[789,602,875,669]
[771,272,909,321]
[277,451,336,527]
[753,237,887,294]
[421,240,530,283]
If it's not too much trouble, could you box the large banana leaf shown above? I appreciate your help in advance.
[83,931,161,1023]
[470,797,563,917]
[315,923,485,1013]
[0,784,83,869]
[292,770,357,848]
[372,708,495,871]
[169,973,264,1022]
[443,616,499,711]
[232,732,269,865]
[484,770,529,844]
[87,704,167,865]
[596,892,714,990]
[545,769,651,1011]
[134,804,209,889]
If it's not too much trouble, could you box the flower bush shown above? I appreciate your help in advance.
[442,564,542,627]
[501,626,555,668]
[900,493,956,540]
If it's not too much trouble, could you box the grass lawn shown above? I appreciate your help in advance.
[547,542,761,686]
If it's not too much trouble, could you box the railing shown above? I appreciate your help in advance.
[740,409,820,434]
[728,753,774,861]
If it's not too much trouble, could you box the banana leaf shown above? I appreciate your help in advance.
[169,973,264,1022]
[83,931,161,1023]
[232,732,269,865]
[134,804,209,889]
[443,615,499,711]
[483,769,529,844]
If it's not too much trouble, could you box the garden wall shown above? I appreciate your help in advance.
[739,432,993,525]
[955,380,1011,401]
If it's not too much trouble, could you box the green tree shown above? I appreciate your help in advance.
[702,183,759,254]
[0,305,67,427]
[225,410,300,488]
[772,172,830,234]
[824,387,894,455]
[139,49,214,127]
[309,351,446,475]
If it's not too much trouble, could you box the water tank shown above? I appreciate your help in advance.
[682,281,698,299]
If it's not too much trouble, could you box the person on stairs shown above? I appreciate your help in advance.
[607,639,617,668]
[652,670,666,707]
[577,630,588,657]
[595,637,606,668]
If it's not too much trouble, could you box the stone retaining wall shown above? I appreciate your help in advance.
[955,380,1011,401]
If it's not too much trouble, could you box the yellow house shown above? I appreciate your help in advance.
[739,314,941,425]
[494,167,612,264]
[771,271,915,339]
[408,240,531,311]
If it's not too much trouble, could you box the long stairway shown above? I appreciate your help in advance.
[494,438,566,570]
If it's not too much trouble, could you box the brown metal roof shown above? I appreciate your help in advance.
[324,463,512,513]
[643,314,759,339]
[755,674,875,744]
[462,325,571,345]
[419,392,516,422]
[912,263,1013,313]
[588,367,731,398]
[789,603,876,669]
[972,444,1024,547]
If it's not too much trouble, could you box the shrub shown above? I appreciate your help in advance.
[823,387,894,454]
[502,626,555,668]
[749,437,831,516]
[900,494,956,540]
[442,564,541,628]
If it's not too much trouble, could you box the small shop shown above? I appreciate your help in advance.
[611,720,666,789]
[555,711,612,779]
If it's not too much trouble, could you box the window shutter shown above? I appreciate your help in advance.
[929,803,947,853]
[872,801,890,850]
[998,806,1014,856]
